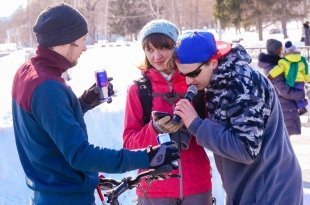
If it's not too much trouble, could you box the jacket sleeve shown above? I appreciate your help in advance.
[306,73,310,83]
[188,75,272,164]
[302,58,310,82]
[78,97,92,114]
[123,84,158,149]
[271,75,305,100]
[189,117,254,164]
[269,61,284,78]
[32,81,149,173]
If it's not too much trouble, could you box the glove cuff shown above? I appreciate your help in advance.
[78,97,93,113]
[152,120,165,134]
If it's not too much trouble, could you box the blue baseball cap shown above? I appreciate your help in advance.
[175,31,231,64]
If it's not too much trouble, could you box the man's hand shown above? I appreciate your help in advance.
[152,111,183,133]
[79,83,102,109]
[147,141,179,170]
[174,99,199,128]
[78,78,114,111]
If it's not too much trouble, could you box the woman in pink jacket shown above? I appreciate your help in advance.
[123,19,212,205]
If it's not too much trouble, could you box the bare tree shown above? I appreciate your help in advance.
[4,0,309,46]
[141,0,162,19]
[78,0,102,44]
[281,0,288,38]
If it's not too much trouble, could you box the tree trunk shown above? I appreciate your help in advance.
[281,0,288,39]
[257,16,263,41]
[104,0,109,41]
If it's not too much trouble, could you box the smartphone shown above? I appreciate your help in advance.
[157,133,171,144]
[152,111,170,119]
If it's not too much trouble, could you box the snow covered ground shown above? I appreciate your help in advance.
[0,23,309,204]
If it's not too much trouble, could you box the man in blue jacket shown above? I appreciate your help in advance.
[11,3,179,205]
[158,31,303,204]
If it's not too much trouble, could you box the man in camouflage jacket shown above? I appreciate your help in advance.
[157,31,303,205]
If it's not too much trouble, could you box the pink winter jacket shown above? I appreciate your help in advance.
[123,68,212,199]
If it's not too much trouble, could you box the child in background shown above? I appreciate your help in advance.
[268,41,310,115]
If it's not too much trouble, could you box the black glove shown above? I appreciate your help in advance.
[79,83,101,109]
[170,127,191,150]
[79,79,114,112]
[147,141,179,170]
[152,111,183,133]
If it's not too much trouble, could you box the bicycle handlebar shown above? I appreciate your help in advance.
[97,168,179,205]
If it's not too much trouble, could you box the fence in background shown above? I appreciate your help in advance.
[246,47,310,61]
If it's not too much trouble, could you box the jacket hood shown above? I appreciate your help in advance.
[216,44,252,74]
[209,44,253,88]
[284,53,302,62]
[219,44,252,66]
[258,52,281,65]
[257,52,281,74]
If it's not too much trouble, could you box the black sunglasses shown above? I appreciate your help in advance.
[181,62,206,78]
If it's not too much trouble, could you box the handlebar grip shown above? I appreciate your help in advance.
[99,178,121,190]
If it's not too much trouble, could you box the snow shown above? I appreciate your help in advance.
[0,22,308,204]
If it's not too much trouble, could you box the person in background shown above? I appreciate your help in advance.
[11,3,179,205]
[164,30,303,204]
[303,21,310,46]
[268,40,310,115]
[123,20,213,205]
[258,39,305,136]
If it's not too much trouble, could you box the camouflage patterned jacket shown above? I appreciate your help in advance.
[188,45,303,205]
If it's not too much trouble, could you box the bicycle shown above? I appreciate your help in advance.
[96,168,179,205]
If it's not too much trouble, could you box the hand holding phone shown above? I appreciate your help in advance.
[151,111,183,134]
[151,111,171,120]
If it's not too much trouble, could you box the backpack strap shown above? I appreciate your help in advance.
[134,74,152,125]
[135,74,203,125]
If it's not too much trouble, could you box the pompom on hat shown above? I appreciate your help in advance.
[139,19,180,43]
[175,30,232,64]
[33,2,88,47]
[284,41,298,53]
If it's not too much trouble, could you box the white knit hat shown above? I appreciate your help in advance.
[284,41,298,53]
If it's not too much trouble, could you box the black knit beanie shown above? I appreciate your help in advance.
[33,2,88,47]
[266,39,282,55]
